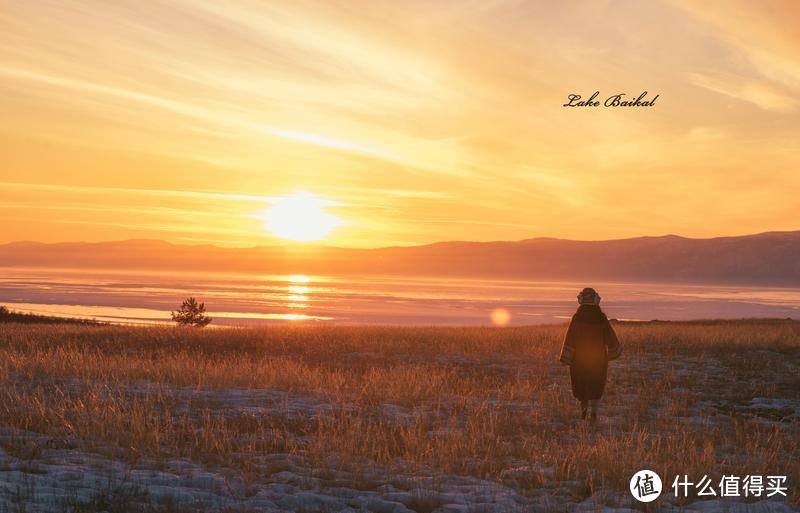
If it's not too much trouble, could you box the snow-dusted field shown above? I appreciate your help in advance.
[0,322,797,512]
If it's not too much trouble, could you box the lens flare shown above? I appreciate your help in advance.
[490,308,511,326]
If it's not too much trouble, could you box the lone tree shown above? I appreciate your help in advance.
[171,297,212,327]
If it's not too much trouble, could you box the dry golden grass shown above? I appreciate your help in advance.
[0,320,798,507]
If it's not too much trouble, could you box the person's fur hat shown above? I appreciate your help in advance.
[577,287,601,305]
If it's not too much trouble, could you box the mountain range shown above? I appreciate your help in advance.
[1,231,799,285]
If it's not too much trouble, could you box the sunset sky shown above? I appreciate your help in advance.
[2,0,799,248]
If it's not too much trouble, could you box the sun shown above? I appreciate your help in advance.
[262,192,343,241]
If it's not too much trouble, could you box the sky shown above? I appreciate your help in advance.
[1,0,799,248]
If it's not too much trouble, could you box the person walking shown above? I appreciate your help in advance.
[559,288,621,423]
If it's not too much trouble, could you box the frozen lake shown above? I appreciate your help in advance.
[1,267,799,325]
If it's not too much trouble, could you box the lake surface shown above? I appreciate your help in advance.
[1,267,799,326]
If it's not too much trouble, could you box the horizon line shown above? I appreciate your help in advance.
[3,229,800,251]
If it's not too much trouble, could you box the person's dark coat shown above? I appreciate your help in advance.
[558,305,621,401]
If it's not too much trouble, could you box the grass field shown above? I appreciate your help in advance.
[0,321,798,512]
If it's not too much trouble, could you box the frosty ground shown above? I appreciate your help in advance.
[0,322,797,512]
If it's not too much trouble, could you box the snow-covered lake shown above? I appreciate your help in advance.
[1,267,800,325]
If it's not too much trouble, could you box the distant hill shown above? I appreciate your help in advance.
[1,231,800,285]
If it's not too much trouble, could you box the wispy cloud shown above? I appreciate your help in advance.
[687,72,798,113]
[2,1,800,245]
[0,181,271,203]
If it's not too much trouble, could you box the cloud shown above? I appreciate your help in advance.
[687,72,798,113]
[2,1,800,245]
[675,1,800,99]
[685,126,726,141]
[0,181,271,203]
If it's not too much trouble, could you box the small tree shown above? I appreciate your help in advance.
[171,297,212,327]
